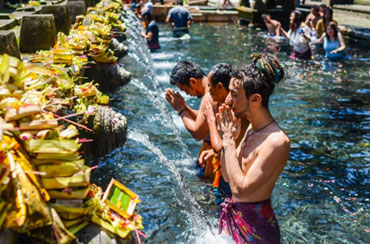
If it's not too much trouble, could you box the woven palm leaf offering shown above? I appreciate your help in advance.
[0,52,144,243]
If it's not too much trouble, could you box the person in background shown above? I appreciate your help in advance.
[281,10,312,60]
[141,11,160,52]
[218,53,289,244]
[130,0,137,11]
[311,22,347,60]
[134,4,142,19]
[316,7,338,38]
[166,0,192,38]
[305,5,321,30]
[141,0,153,14]
[319,3,327,17]
[262,14,281,37]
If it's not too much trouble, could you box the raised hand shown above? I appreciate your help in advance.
[203,101,216,123]
[216,104,241,145]
[164,88,186,112]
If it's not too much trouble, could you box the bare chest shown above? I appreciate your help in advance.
[237,137,263,173]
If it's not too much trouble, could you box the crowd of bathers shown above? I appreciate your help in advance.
[263,4,347,60]
[131,0,192,52]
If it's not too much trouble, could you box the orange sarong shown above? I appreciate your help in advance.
[197,140,222,188]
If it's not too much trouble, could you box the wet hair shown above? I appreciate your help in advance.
[323,7,333,26]
[142,11,153,22]
[312,5,319,12]
[231,53,284,108]
[319,3,327,9]
[325,21,339,39]
[170,61,206,86]
[290,10,303,31]
[210,63,232,92]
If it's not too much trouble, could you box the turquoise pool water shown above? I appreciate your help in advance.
[94,18,370,243]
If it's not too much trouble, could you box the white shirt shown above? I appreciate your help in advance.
[288,26,310,53]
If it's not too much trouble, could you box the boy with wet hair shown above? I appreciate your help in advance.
[217,53,290,243]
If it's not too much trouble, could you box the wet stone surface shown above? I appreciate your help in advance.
[84,63,131,93]
[19,14,56,53]
[0,30,20,58]
[40,4,71,34]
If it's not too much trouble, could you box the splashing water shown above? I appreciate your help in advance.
[95,9,370,243]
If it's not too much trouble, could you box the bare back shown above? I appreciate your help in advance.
[231,123,290,202]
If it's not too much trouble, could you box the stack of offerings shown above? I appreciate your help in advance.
[0,54,144,242]
[30,0,127,66]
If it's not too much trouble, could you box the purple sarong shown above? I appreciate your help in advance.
[219,198,280,244]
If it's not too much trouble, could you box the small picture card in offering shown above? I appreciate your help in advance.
[102,179,140,219]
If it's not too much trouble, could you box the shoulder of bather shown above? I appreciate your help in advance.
[264,130,290,149]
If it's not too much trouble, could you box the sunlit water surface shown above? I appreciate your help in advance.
[93,14,370,243]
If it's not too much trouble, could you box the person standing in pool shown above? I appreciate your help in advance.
[166,0,192,38]
[217,53,290,243]
[316,7,338,38]
[164,62,232,189]
[141,11,160,52]
[262,14,281,38]
[311,22,347,61]
[203,64,250,200]
[280,10,312,60]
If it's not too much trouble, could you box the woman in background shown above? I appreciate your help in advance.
[311,22,347,60]
[316,7,338,37]
[281,10,312,60]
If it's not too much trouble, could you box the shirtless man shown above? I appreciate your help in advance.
[262,14,281,37]
[305,5,321,30]
[164,61,210,141]
[165,62,233,182]
[217,53,290,243]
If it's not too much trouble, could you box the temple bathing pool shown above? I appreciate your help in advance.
[93,15,370,244]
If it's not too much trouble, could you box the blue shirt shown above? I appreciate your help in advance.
[167,6,192,30]
[324,37,346,60]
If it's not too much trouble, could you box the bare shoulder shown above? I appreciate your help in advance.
[266,129,290,150]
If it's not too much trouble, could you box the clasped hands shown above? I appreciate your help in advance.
[204,102,241,145]
[164,88,186,113]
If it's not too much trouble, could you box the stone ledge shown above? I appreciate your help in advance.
[0,19,16,30]
[0,30,20,58]
[334,4,370,14]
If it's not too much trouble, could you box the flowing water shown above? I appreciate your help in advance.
[94,12,370,243]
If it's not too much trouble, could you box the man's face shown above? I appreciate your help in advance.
[227,78,248,118]
[176,81,202,98]
[207,71,222,102]
[264,16,271,24]
[207,71,217,100]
